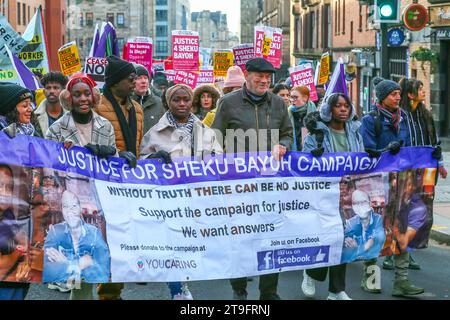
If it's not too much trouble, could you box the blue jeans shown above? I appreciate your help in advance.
[167,282,182,298]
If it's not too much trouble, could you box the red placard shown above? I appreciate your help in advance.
[197,68,214,85]
[172,31,199,71]
[403,3,429,31]
[289,64,318,102]
[174,71,199,89]
[123,41,153,72]
[232,44,255,72]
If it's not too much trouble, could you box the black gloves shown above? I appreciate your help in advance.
[119,151,137,168]
[85,144,116,158]
[385,141,403,155]
[147,150,172,164]
[2,123,17,139]
[311,147,324,157]
[365,148,382,158]
[432,145,442,160]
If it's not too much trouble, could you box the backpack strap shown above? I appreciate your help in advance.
[369,109,382,139]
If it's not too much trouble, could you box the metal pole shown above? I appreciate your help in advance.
[380,23,389,79]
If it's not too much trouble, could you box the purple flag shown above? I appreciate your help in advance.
[5,45,41,91]
[324,58,348,98]
[94,22,119,57]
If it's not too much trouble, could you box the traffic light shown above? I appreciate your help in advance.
[374,0,400,23]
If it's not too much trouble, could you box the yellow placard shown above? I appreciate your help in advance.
[262,37,272,58]
[58,42,82,76]
[213,51,234,77]
[318,53,330,85]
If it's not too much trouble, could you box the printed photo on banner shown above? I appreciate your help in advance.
[339,173,387,263]
[0,164,32,283]
[394,169,435,251]
[37,169,110,284]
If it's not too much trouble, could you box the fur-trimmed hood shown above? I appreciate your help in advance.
[319,93,357,123]
[192,84,221,114]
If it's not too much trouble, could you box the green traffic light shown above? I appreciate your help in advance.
[380,4,393,18]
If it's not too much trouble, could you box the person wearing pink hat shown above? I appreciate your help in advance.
[222,66,246,95]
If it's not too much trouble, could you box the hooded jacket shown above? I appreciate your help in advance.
[192,85,221,121]
[302,97,364,153]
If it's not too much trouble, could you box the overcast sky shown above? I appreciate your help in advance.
[189,0,241,35]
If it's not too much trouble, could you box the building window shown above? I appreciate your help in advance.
[17,2,21,25]
[117,13,125,27]
[28,5,30,23]
[156,40,168,53]
[156,10,167,22]
[342,0,345,35]
[358,5,362,32]
[106,13,114,25]
[350,21,354,44]
[156,0,167,5]
[62,10,65,24]
[337,0,340,35]
[86,12,93,26]
[156,25,168,37]
[79,13,84,27]
[366,5,369,30]
[23,3,26,25]
[294,17,300,51]
[323,4,331,49]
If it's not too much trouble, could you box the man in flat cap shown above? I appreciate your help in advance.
[211,58,293,300]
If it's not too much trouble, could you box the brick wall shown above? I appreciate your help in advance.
[332,0,376,49]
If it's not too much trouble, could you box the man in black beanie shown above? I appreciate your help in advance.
[95,55,143,158]
[131,64,164,134]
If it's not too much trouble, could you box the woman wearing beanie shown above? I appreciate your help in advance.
[288,86,317,151]
[301,93,365,301]
[139,83,222,300]
[0,83,39,138]
[222,66,246,95]
[45,73,116,300]
[192,84,221,122]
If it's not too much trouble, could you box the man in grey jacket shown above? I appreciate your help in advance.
[131,64,165,135]
[211,58,293,300]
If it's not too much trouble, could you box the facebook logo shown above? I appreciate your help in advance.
[257,246,330,271]
[257,250,274,271]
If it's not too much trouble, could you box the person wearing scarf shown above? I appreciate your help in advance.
[360,79,426,298]
[95,55,144,158]
[139,83,222,161]
[0,82,38,138]
[139,83,221,300]
[288,86,317,151]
